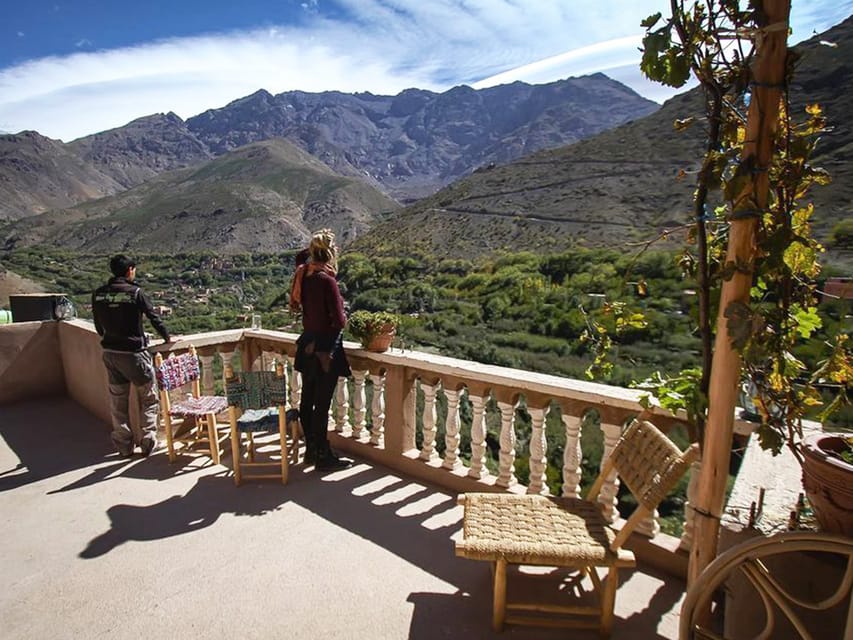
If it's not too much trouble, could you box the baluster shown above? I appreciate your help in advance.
[679,459,703,550]
[261,349,276,371]
[597,421,623,523]
[527,405,549,495]
[335,379,352,436]
[199,352,216,396]
[561,413,583,498]
[420,382,439,461]
[636,508,661,538]
[467,392,488,479]
[350,370,368,439]
[369,371,385,446]
[218,349,236,383]
[287,354,302,410]
[496,399,517,488]
[442,387,462,470]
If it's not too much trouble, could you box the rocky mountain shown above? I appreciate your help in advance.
[67,112,213,189]
[185,74,659,201]
[0,131,124,221]
[0,74,658,221]
[349,16,853,261]
[2,138,398,254]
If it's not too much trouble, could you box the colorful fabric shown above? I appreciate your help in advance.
[170,395,229,416]
[156,353,201,391]
[236,408,281,433]
[226,371,288,410]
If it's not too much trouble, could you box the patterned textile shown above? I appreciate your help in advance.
[226,371,288,410]
[170,395,229,416]
[156,353,201,391]
[236,408,281,432]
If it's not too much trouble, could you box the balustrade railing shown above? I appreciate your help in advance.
[205,328,723,552]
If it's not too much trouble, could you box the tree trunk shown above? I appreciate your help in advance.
[687,0,791,587]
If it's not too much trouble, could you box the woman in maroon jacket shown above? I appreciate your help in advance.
[293,229,352,471]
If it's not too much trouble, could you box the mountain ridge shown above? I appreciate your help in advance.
[2,138,399,253]
[0,73,658,221]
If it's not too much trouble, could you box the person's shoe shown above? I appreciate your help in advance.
[140,437,160,458]
[117,446,134,459]
[315,452,352,472]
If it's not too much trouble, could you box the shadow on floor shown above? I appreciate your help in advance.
[0,398,114,492]
[2,397,686,639]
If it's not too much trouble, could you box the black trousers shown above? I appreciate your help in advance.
[299,356,339,453]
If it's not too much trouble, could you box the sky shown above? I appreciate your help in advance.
[2,1,852,142]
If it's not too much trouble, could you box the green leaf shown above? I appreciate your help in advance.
[792,305,822,339]
[641,12,662,29]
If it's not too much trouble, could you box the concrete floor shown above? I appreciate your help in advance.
[1,397,686,639]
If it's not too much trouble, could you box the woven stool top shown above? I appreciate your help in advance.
[456,493,616,566]
[170,395,229,416]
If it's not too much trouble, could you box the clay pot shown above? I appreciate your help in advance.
[801,432,853,536]
[364,325,396,353]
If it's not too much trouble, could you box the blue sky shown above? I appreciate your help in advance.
[2,1,852,141]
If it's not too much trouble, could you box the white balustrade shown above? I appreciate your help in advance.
[199,353,216,396]
[335,379,352,436]
[198,331,713,554]
[351,370,369,439]
[420,382,439,461]
[442,387,462,470]
[496,398,518,488]
[597,421,623,523]
[467,392,488,479]
[527,405,549,495]
[679,459,703,550]
[369,372,385,446]
[561,413,583,498]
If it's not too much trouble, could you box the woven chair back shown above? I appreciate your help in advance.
[156,352,201,391]
[225,371,288,410]
[608,420,697,511]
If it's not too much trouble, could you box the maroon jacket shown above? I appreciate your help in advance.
[300,270,346,334]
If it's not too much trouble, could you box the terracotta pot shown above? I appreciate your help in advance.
[801,432,853,536]
[364,325,396,353]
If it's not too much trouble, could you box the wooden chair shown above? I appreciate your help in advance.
[455,419,700,637]
[224,362,289,486]
[679,531,853,640]
[154,346,229,464]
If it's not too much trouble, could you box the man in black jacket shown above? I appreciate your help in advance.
[92,255,172,457]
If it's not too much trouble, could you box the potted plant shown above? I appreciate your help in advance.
[347,310,400,352]
[801,432,853,536]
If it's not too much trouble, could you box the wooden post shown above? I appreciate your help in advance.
[688,0,791,586]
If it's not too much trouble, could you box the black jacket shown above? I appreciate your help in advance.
[92,277,170,352]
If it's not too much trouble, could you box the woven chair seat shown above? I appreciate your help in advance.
[455,420,700,637]
[236,408,281,433]
[457,494,617,566]
[170,395,229,417]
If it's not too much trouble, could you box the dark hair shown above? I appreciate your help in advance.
[109,254,136,277]
[295,248,310,268]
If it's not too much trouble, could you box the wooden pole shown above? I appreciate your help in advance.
[687,0,791,586]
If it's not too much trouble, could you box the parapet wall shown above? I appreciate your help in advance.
[0,321,66,405]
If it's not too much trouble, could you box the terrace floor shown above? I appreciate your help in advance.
[1,397,686,640]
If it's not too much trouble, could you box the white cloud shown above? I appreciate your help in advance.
[1,1,850,141]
